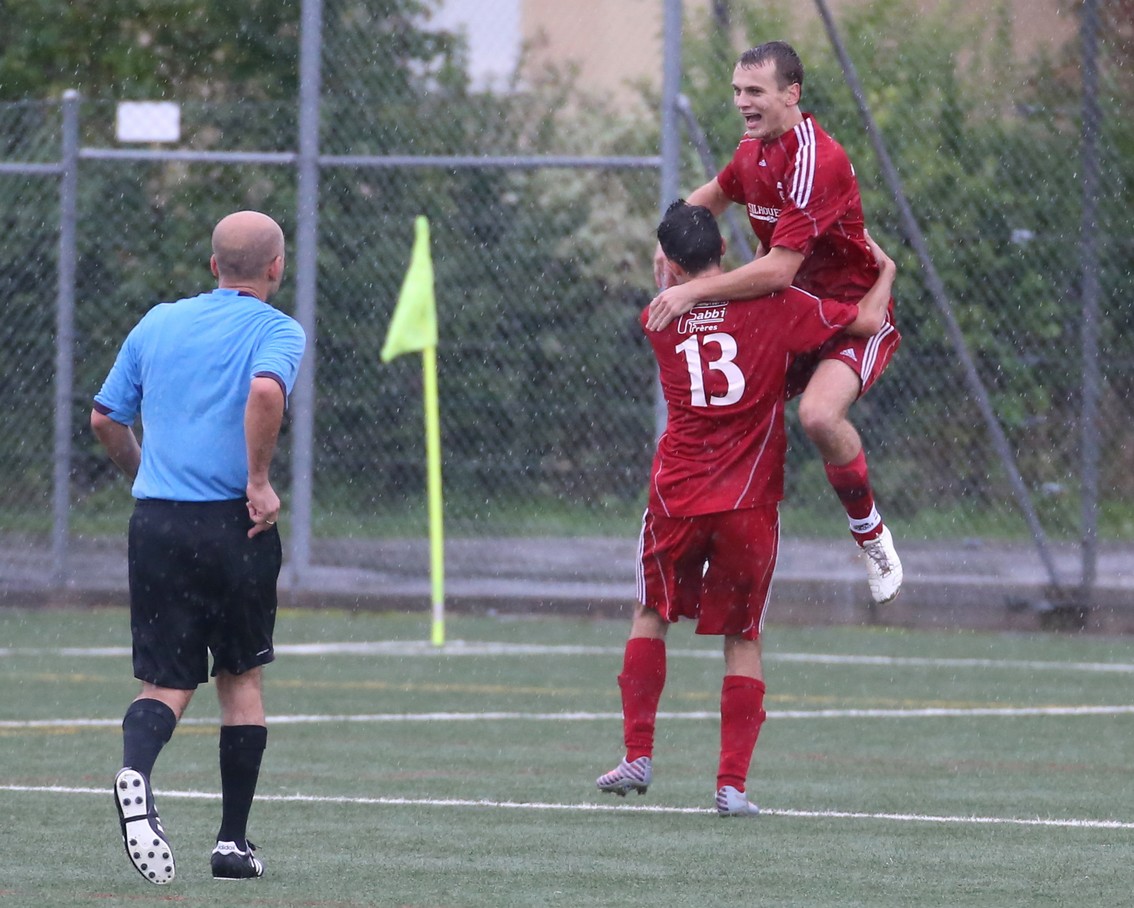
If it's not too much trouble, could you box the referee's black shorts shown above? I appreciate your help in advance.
[128,498,282,690]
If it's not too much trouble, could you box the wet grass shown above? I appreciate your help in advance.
[1,608,1132,906]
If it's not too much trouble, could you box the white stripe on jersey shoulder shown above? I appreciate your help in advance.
[790,118,818,209]
[793,117,818,149]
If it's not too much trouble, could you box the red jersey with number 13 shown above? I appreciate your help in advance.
[644,290,859,517]
[717,112,878,303]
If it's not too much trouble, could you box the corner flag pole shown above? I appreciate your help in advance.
[421,344,444,646]
[380,216,445,646]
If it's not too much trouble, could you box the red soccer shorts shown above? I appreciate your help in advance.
[636,504,780,640]
[785,318,901,400]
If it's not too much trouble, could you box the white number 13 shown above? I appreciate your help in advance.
[675,332,745,407]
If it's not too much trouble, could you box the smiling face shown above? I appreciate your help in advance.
[732,60,802,141]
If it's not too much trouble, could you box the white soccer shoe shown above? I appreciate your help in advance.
[716,785,760,817]
[861,526,903,604]
[596,756,652,796]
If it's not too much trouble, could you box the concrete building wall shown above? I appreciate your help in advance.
[515,0,1077,102]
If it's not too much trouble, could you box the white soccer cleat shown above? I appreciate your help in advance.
[716,785,760,817]
[861,526,903,604]
[596,756,652,796]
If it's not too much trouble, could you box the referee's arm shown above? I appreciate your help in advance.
[91,410,141,482]
[244,376,286,536]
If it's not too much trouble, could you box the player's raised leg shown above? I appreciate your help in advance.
[798,359,902,604]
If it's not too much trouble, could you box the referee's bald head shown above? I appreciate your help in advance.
[211,211,285,283]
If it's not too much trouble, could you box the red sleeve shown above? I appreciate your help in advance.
[778,290,858,353]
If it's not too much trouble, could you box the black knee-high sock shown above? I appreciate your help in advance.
[121,698,177,778]
[217,725,267,849]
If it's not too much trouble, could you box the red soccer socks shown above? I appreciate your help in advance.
[717,674,767,792]
[824,449,884,543]
[618,637,667,762]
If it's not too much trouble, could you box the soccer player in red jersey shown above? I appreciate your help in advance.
[597,200,896,815]
[648,41,902,604]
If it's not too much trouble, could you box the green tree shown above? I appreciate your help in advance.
[0,0,658,537]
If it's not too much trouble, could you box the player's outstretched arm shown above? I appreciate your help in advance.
[646,246,804,332]
[844,232,896,337]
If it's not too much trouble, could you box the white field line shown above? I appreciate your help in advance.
[4,783,1133,830]
[4,703,1134,730]
[3,639,1134,675]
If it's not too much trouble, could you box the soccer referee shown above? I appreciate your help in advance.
[91,210,306,884]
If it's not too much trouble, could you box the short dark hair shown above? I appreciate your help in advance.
[656,200,722,274]
[737,40,804,91]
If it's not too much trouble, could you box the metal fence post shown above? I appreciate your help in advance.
[656,0,683,439]
[1078,0,1102,604]
[52,90,80,586]
[289,0,324,589]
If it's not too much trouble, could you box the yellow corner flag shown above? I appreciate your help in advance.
[381,216,437,362]
[381,217,446,647]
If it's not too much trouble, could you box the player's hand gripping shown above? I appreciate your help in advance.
[647,281,705,332]
[863,229,895,275]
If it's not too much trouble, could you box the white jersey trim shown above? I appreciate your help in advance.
[790,118,817,209]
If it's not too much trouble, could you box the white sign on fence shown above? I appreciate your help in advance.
[115,101,181,143]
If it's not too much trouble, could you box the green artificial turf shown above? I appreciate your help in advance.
[1,607,1132,906]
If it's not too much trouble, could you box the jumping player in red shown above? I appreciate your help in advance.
[597,200,896,815]
[648,41,902,605]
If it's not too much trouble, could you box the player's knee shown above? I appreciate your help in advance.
[798,396,838,441]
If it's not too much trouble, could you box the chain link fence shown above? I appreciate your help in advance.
[1,0,1130,597]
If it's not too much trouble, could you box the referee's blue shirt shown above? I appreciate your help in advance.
[94,289,306,502]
